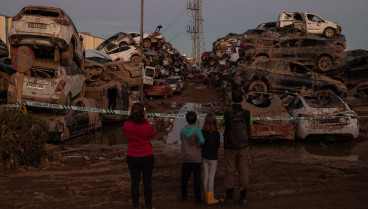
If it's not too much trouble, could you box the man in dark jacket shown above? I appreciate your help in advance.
[222,89,253,207]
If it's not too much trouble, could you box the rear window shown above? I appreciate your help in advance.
[23,9,60,17]
[30,67,58,78]
[304,94,345,108]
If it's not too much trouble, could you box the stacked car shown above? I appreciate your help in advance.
[204,11,366,141]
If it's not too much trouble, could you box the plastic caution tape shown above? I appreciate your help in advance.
[1,101,367,120]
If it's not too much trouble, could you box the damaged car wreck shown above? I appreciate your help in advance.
[286,90,359,140]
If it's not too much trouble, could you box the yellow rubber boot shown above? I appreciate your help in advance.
[207,192,219,205]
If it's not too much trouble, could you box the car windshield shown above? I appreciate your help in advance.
[304,92,345,109]
[30,66,58,78]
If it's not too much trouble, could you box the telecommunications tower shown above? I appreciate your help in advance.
[187,0,205,66]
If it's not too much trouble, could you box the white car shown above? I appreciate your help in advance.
[276,12,342,38]
[229,46,241,63]
[7,61,85,105]
[9,6,85,67]
[127,32,150,46]
[85,49,112,63]
[106,46,140,63]
[168,76,185,89]
[288,90,359,140]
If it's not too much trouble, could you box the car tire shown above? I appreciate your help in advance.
[317,55,333,72]
[131,55,140,64]
[143,39,151,48]
[323,28,335,39]
[61,43,73,66]
[248,80,268,92]
[0,72,10,93]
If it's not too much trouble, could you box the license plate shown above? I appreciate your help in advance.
[26,82,44,89]
[28,22,47,29]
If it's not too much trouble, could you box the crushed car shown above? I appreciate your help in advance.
[243,36,343,72]
[234,59,348,97]
[36,97,103,142]
[9,5,85,67]
[96,32,135,53]
[106,45,140,63]
[102,60,143,88]
[7,59,85,105]
[328,49,368,88]
[242,92,296,140]
[286,90,359,140]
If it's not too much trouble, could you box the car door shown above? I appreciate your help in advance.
[279,39,299,61]
[297,39,319,65]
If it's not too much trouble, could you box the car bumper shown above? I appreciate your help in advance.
[295,118,359,139]
[9,35,69,50]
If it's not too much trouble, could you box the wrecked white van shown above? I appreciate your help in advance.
[276,12,342,38]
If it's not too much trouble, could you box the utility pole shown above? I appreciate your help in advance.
[139,0,144,102]
[187,0,205,67]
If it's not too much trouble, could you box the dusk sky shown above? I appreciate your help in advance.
[1,0,367,57]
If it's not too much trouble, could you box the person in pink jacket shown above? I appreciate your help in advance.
[123,103,157,209]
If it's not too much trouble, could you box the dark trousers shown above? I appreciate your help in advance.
[181,162,201,201]
[126,155,155,207]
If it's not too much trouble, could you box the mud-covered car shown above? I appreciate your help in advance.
[0,57,17,94]
[102,60,142,88]
[143,25,165,49]
[243,37,343,72]
[234,59,347,97]
[328,49,368,88]
[85,49,112,64]
[0,39,8,58]
[37,97,103,141]
[242,92,296,140]
[7,60,85,105]
[287,90,359,140]
[346,82,368,131]
[85,81,130,123]
[9,6,85,67]
[144,79,173,99]
[96,32,135,53]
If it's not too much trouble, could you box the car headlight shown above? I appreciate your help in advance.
[109,66,119,71]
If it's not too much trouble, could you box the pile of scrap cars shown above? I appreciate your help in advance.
[202,11,367,141]
[0,5,189,141]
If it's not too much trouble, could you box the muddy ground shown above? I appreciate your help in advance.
[1,79,368,209]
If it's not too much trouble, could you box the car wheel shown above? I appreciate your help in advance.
[0,72,10,93]
[248,80,268,92]
[317,55,333,72]
[119,42,127,47]
[61,43,73,66]
[131,55,140,64]
[143,39,151,48]
[323,28,335,39]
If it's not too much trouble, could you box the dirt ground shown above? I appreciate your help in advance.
[1,79,368,209]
